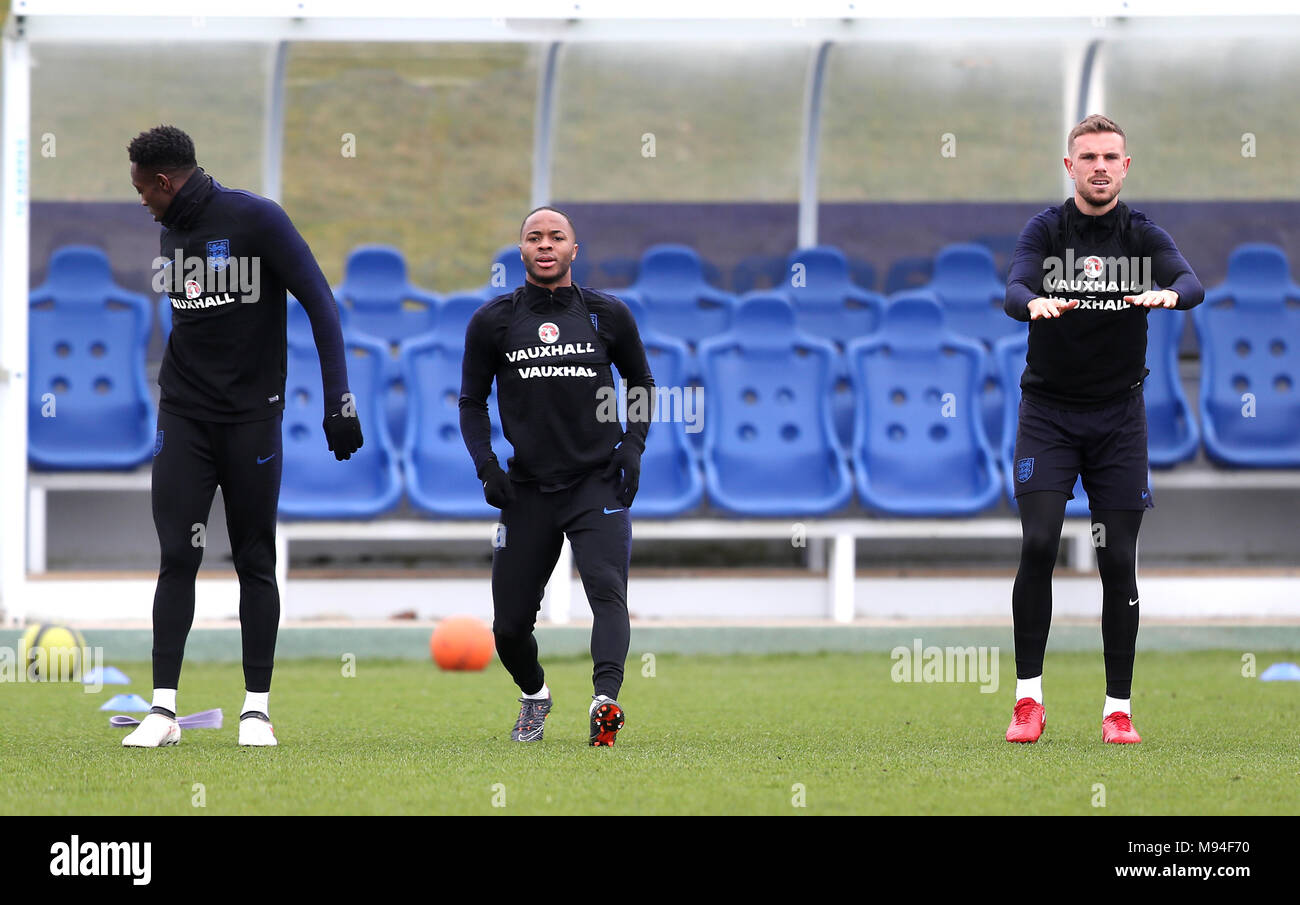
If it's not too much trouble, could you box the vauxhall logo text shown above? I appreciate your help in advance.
[1042,251,1152,306]
[151,252,262,307]
[507,342,599,379]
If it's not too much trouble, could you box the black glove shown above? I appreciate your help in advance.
[601,438,642,508]
[479,460,516,509]
[322,408,364,461]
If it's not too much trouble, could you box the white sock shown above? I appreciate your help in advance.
[152,688,177,715]
[590,694,612,715]
[1015,676,1043,705]
[521,683,549,701]
[242,691,269,717]
[1104,695,1131,717]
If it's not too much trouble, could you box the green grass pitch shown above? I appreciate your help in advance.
[3,651,1297,815]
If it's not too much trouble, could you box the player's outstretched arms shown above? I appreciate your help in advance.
[1005,217,1056,321]
[1142,223,1205,310]
[1027,297,1080,319]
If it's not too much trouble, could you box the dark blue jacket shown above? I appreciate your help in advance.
[459,281,653,488]
[156,169,348,422]
[1005,198,1203,409]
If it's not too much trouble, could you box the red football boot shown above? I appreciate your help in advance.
[1005,697,1045,743]
[589,696,625,747]
[1102,711,1141,744]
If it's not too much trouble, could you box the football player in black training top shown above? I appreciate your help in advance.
[460,207,654,746]
[123,125,362,749]
[1002,115,1203,745]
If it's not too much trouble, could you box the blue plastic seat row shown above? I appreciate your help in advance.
[264,293,1136,518]
[1194,244,1300,467]
[31,243,1300,490]
[29,247,156,469]
[278,293,701,518]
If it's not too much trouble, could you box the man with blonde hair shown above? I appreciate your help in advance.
[1002,115,1203,744]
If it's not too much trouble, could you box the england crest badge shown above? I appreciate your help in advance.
[1015,457,1035,483]
[206,238,230,272]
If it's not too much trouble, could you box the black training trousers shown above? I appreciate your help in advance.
[1012,491,1144,698]
[150,408,283,693]
[491,468,632,700]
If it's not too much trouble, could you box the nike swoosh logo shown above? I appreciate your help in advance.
[603,507,625,514]
[257,454,277,465]
[1129,598,1139,606]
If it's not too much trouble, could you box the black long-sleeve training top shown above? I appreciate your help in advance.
[459,281,654,489]
[155,168,349,422]
[1005,198,1204,409]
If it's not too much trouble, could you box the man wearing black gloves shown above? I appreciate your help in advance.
[123,125,362,749]
[1002,115,1203,746]
[460,206,654,747]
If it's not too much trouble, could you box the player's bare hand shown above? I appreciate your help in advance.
[1027,298,1079,320]
[1124,290,1178,309]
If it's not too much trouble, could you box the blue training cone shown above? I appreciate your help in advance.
[1260,662,1300,682]
[82,666,130,685]
[99,693,151,712]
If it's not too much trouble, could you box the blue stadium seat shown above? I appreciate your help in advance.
[731,254,786,294]
[698,294,852,515]
[921,243,1026,453]
[29,246,156,470]
[781,246,886,449]
[611,289,700,381]
[785,246,886,346]
[1193,244,1300,466]
[923,244,1021,347]
[335,245,440,334]
[1144,308,1198,466]
[279,332,403,518]
[993,333,1091,516]
[627,244,736,347]
[972,232,1019,279]
[402,294,515,517]
[334,245,440,450]
[596,255,639,288]
[700,258,724,288]
[846,294,1001,515]
[828,364,857,452]
[615,288,706,458]
[486,244,527,295]
[616,294,704,516]
[848,257,878,293]
[884,255,934,295]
